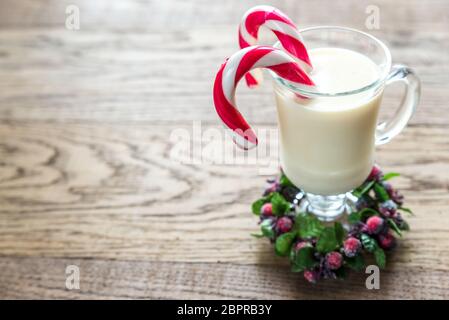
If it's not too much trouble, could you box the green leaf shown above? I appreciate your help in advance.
[296,213,324,239]
[251,193,275,215]
[275,232,296,256]
[289,246,297,262]
[361,233,377,253]
[260,219,275,238]
[250,233,264,238]
[280,173,296,188]
[348,208,379,224]
[359,208,380,220]
[251,198,266,216]
[316,227,339,253]
[398,206,414,215]
[374,183,390,202]
[399,220,410,231]
[382,172,400,181]
[348,208,378,227]
[374,247,386,269]
[292,247,318,272]
[348,211,362,224]
[291,263,304,273]
[352,180,375,197]
[345,255,366,272]
[271,192,291,216]
[335,267,347,279]
[387,219,402,237]
[334,222,346,246]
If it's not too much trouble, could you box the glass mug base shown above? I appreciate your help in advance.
[296,192,357,222]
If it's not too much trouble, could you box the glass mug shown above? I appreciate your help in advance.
[269,27,421,221]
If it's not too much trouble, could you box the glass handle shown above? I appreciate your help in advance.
[375,64,421,145]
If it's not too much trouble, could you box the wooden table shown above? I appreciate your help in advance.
[0,0,448,299]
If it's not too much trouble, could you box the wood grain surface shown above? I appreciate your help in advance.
[0,0,448,299]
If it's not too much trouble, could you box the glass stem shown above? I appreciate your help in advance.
[302,193,347,221]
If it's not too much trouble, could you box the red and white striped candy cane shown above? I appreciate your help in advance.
[213,46,314,149]
[238,5,312,87]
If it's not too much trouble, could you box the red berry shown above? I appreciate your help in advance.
[325,252,343,270]
[303,270,319,283]
[384,183,404,206]
[391,191,404,206]
[367,164,382,181]
[276,216,292,233]
[378,232,396,250]
[294,241,311,251]
[343,237,362,257]
[366,216,385,234]
[260,203,273,216]
[379,200,397,217]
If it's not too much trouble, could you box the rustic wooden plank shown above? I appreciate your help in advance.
[0,124,448,274]
[0,28,447,124]
[0,0,448,33]
[0,257,448,299]
[1,0,448,300]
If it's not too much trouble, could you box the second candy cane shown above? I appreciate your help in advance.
[238,5,313,87]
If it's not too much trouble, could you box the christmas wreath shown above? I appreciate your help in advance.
[251,165,412,283]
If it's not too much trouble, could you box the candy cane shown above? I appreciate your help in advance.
[238,5,312,87]
[213,46,315,149]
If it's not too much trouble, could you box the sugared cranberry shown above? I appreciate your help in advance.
[384,182,404,205]
[276,216,292,233]
[325,252,343,270]
[367,164,383,181]
[348,222,365,237]
[282,186,299,202]
[366,216,385,234]
[260,203,273,216]
[355,196,370,211]
[379,200,398,217]
[343,237,362,257]
[294,241,311,252]
[378,232,396,250]
[392,212,409,230]
[303,270,319,283]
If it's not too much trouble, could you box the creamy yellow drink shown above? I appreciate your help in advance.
[275,48,383,195]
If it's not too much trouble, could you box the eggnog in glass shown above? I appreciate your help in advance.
[270,27,420,221]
